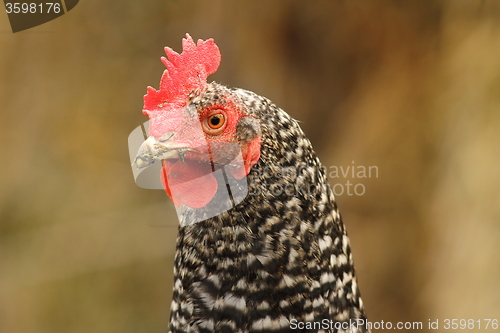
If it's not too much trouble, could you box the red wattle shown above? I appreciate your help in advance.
[161,160,218,209]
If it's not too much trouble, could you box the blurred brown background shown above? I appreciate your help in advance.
[1,1,499,332]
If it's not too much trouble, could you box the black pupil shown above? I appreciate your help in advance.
[210,115,221,127]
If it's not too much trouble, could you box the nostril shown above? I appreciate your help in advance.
[158,131,176,142]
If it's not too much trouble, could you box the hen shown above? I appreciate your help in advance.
[133,34,369,333]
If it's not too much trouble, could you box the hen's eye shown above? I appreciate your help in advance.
[203,112,226,134]
[209,114,224,128]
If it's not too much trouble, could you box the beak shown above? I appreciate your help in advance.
[132,132,194,169]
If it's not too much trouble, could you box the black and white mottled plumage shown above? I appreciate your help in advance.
[167,83,369,333]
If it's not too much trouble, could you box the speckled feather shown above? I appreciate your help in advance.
[168,83,369,333]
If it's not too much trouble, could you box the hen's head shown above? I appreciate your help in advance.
[133,35,261,209]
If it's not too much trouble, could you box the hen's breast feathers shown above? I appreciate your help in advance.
[167,85,368,333]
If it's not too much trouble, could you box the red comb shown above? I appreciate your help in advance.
[143,34,221,115]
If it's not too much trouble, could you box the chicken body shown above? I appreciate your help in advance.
[132,35,368,333]
[166,83,369,333]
